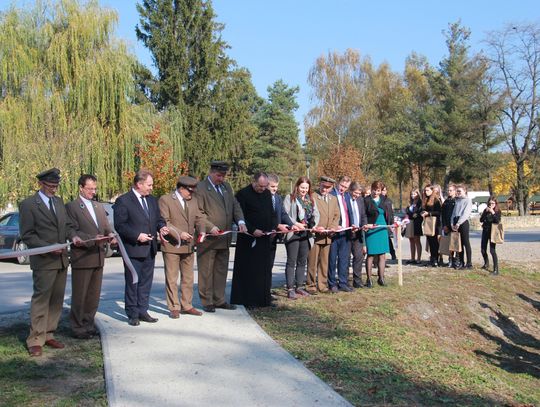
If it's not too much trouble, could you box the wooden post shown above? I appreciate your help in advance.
[397,225,403,286]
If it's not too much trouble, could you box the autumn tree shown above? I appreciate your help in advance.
[125,124,188,197]
[317,144,365,184]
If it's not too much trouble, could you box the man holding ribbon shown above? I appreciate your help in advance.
[328,175,354,292]
[19,168,82,356]
[306,176,340,294]
[230,172,290,307]
[114,169,169,326]
[195,161,246,313]
[159,175,210,318]
[66,174,116,339]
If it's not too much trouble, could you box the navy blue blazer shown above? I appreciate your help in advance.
[273,193,293,227]
[113,190,166,258]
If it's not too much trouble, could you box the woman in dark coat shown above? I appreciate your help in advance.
[405,189,423,264]
[421,184,442,267]
[480,196,502,275]
[363,181,390,287]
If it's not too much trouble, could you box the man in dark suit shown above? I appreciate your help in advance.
[114,169,169,326]
[348,182,368,288]
[267,173,294,269]
[19,168,82,356]
[195,161,246,313]
[66,174,115,339]
[328,175,354,292]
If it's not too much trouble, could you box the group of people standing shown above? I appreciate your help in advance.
[405,183,501,274]
[17,162,501,358]
[277,176,395,298]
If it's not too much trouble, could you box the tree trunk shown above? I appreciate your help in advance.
[515,160,528,216]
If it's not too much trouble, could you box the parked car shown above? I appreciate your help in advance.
[0,212,30,264]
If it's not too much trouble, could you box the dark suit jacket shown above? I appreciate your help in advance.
[19,192,76,270]
[113,190,166,258]
[350,196,368,242]
[273,193,293,227]
[66,197,113,268]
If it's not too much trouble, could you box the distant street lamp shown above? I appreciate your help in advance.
[305,159,311,179]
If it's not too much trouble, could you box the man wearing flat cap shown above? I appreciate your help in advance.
[19,168,82,356]
[159,175,210,318]
[195,161,246,312]
[306,176,340,294]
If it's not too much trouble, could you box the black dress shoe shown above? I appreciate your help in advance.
[338,285,353,292]
[353,283,363,289]
[139,314,158,323]
[464,264,473,269]
[215,303,237,310]
[203,305,216,313]
[128,318,140,326]
[364,279,373,288]
[377,278,386,286]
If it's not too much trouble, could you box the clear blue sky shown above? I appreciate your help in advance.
[4,1,540,140]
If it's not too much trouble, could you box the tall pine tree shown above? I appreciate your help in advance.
[251,80,303,182]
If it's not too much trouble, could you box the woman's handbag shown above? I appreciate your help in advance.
[439,234,451,255]
[404,222,415,238]
[490,223,504,244]
[449,231,462,252]
[422,216,437,237]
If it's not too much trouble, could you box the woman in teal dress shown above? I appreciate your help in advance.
[364,181,390,287]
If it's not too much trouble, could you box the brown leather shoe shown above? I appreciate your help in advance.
[180,308,203,316]
[169,310,180,319]
[44,339,65,349]
[28,345,42,357]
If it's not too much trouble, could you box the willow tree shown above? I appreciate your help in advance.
[0,0,158,205]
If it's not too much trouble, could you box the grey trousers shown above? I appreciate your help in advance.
[284,237,309,289]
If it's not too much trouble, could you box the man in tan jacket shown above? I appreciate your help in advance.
[66,174,115,338]
[195,161,246,313]
[159,176,209,318]
[306,176,340,294]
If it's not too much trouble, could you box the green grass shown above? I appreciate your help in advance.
[0,313,106,407]
[252,266,540,406]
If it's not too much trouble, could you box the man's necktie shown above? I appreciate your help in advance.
[141,196,150,217]
[49,198,57,220]
[351,200,359,226]
[272,194,276,212]
[341,194,350,227]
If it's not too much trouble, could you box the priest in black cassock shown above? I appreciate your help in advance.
[231,172,290,307]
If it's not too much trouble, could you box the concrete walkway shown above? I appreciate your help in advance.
[97,246,352,407]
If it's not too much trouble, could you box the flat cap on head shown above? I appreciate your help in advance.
[319,175,336,186]
[177,175,198,189]
[36,168,61,183]
[210,160,229,172]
